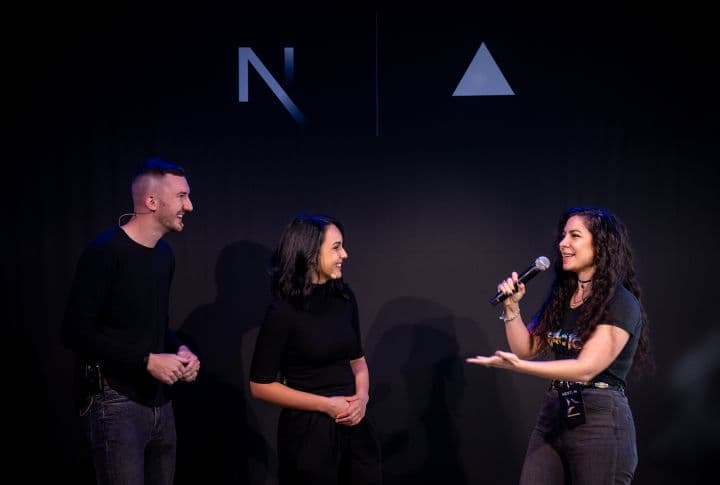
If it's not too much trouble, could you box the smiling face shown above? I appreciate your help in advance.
[558,215,595,279]
[313,223,348,284]
[153,174,193,233]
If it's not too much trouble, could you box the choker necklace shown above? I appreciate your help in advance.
[571,278,592,308]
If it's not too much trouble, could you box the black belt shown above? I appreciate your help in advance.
[550,380,624,392]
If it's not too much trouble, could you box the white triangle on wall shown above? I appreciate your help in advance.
[453,43,514,96]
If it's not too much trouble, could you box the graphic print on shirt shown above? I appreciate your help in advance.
[546,329,583,353]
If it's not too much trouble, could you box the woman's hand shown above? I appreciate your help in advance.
[325,396,351,419]
[466,350,521,370]
[498,271,526,307]
[335,394,369,426]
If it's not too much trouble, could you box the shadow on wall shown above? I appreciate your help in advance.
[647,326,720,482]
[173,240,276,485]
[365,296,511,485]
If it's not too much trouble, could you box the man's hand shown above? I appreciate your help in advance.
[177,345,200,382]
[146,353,190,385]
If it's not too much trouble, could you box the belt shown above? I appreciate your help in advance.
[550,380,624,392]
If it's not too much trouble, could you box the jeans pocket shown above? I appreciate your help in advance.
[582,389,615,412]
[99,386,130,405]
[534,391,562,434]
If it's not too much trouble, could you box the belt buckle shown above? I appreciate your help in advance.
[593,381,609,389]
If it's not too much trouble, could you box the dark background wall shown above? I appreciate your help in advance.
[6,6,717,484]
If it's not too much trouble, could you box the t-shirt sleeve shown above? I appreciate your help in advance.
[603,288,642,337]
[249,301,291,384]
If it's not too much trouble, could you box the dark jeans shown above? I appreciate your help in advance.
[519,389,637,485]
[82,386,177,485]
[278,409,382,485]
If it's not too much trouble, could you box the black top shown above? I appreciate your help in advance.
[62,227,182,406]
[545,285,642,388]
[250,282,363,397]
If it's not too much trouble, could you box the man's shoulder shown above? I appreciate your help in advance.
[88,227,122,247]
[81,227,122,256]
[72,228,123,272]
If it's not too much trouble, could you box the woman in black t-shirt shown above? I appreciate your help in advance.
[467,207,652,485]
[250,213,381,485]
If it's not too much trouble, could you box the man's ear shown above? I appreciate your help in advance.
[144,194,157,212]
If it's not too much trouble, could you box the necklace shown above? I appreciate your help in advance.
[571,279,592,308]
[578,278,592,289]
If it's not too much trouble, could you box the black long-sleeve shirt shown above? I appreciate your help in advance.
[62,227,182,406]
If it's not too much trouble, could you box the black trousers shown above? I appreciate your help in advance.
[278,409,382,485]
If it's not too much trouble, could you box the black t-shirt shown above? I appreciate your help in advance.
[250,282,363,397]
[545,285,642,387]
[62,227,182,406]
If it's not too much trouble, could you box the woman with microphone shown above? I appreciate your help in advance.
[467,206,652,484]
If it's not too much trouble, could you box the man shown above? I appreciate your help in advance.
[62,157,200,484]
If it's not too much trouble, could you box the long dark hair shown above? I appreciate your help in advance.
[530,207,652,373]
[271,213,346,307]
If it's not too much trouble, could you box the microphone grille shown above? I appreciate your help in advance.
[535,256,551,270]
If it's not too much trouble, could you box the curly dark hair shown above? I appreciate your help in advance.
[271,212,347,307]
[529,207,653,374]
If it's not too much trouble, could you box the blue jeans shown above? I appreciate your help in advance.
[519,388,637,485]
[82,386,177,485]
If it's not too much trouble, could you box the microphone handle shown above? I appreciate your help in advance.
[489,263,541,306]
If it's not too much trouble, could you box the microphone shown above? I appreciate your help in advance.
[117,211,153,226]
[489,256,551,306]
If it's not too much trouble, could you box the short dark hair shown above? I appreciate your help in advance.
[131,157,186,184]
[272,212,345,306]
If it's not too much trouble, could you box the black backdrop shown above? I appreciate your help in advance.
[7,6,718,484]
